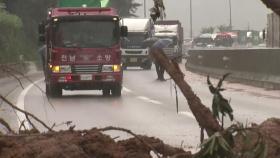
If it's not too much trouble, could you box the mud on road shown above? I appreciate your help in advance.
[0,128,191,158]
[0,118,279,158]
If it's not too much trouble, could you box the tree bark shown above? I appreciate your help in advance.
[151,49,222,136]
[260,0,280,15]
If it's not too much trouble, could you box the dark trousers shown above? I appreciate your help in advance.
[150,47,165,80]
[155,61,165,80]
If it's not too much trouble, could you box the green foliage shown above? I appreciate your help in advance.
[108,0,141,17]
[0,10,33,63]
[207,73,234,125]
[150,0,165,22]
[197,127,268,158]
[228,124,268,158]
[196,132,233,158]
[0,10,22,31]
[4,0,57,44]
[201,76,267,158]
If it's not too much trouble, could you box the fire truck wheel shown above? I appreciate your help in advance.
[102,88,110,96]
[111,84,122,97]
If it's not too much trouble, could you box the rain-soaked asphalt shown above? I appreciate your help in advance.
[22,62,280,149]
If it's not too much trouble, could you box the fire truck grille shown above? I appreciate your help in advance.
[73,65,101,74]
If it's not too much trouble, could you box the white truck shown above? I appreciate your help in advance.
[121,18,154,69]
[154,20,184,63]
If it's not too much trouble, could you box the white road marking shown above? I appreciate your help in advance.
[16,78,44,129]
[148,100,162,105]
[122,87,132,93]
[137,96,150,101]
[179,111,196,119]
[137,96,163,105]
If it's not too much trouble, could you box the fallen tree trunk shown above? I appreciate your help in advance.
[151,49,222,136]
[260,0,280,15]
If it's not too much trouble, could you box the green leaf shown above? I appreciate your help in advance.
[261,143,268,158]
[209,136,217,155]
[217,136,231,151]
[217,73,230,89]
[207,75,216,94]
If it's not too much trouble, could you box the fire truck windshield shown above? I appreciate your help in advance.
[53,20,119,48]
[121,33,147,49]
[155,36,178,47]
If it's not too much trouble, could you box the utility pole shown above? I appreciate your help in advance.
[229,0,232,30]
[144,0,147,18]
[190,0,193,38]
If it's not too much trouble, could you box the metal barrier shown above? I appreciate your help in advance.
[186,48,280,89]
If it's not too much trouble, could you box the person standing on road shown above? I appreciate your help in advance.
[149,38,173,81]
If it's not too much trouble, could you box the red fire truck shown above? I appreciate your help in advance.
[38,7,127,97]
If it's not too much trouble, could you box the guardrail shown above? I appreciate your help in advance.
[185,48,280,89]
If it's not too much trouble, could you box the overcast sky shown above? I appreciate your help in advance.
[135,0,272,37]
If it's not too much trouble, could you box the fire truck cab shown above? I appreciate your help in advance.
[39,7,127,97]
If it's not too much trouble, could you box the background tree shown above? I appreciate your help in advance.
[201,26,215,34]
[0,3,33,63]
[217,25,232,32]
[109,0,141,17]
[150,0,165,22]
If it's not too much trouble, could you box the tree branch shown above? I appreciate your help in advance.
[0,118,15,134]
[99,126,161,158]
[151,48,222,136]
[0,95,53,132]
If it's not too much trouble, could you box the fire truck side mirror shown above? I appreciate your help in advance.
[38,23,45,34]
[38,22,46,43]
[262,29,266,40]
[120,26,128,37]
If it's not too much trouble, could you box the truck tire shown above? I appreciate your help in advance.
[46,83,62,97]
[111,84,122,97]
[46,84,51,97]
[102,88,110,96]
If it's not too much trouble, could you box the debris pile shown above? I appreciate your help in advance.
[0,128,191,158]
[234,118,280,158]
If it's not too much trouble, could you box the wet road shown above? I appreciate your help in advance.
[0,73,43,132]
[22,62,280,149]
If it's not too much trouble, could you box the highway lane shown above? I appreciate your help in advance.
[0,72,43,132]
[22,62,280,149]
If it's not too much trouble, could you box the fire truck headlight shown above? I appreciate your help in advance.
[52,65,71,73]
[113,65,121,72]
[102,65,121,72]
[52,66,60,73]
